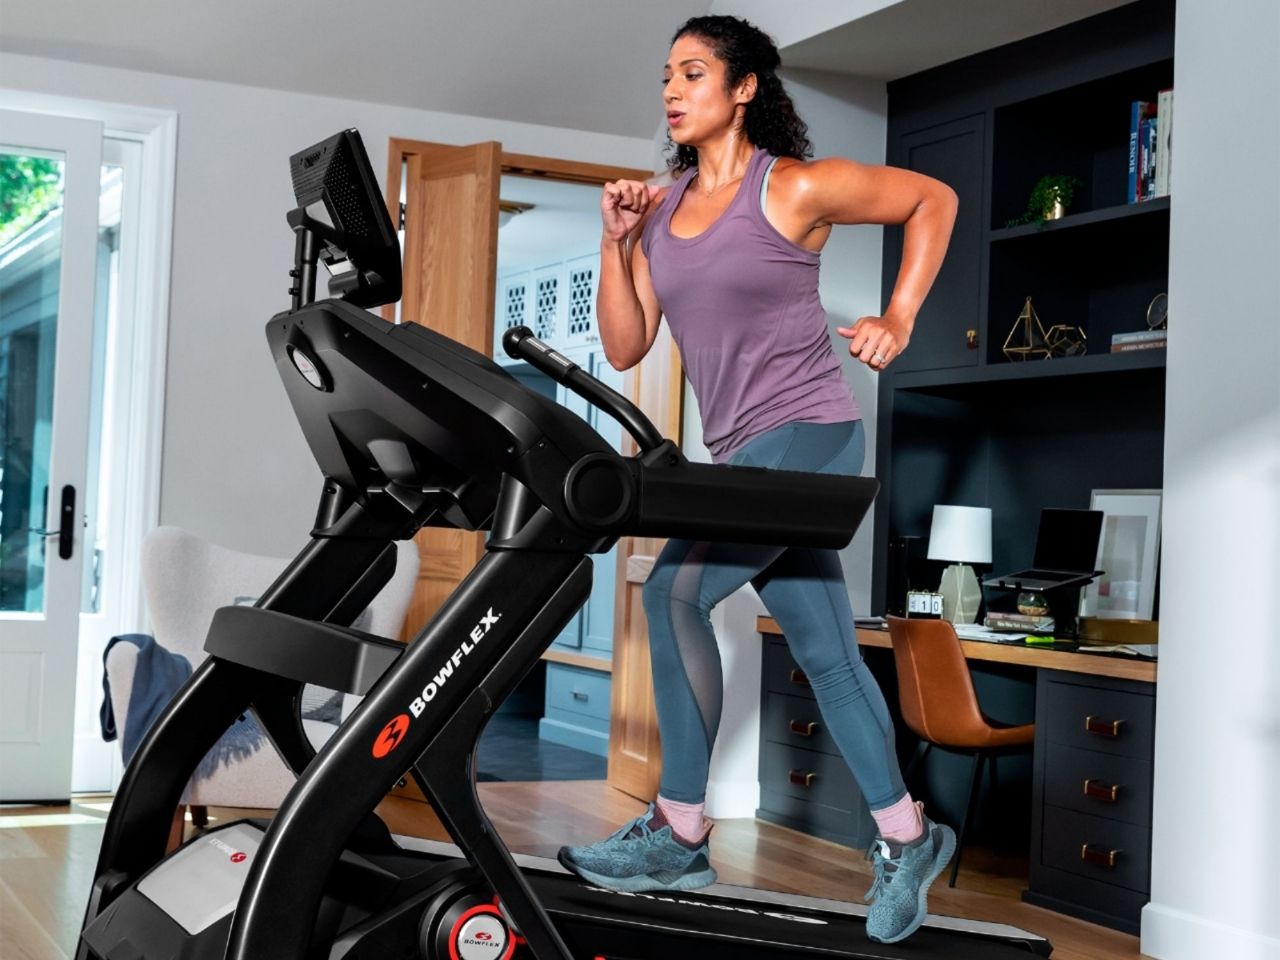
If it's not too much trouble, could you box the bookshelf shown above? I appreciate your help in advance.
[873,0,1175,606]
[861,0,1174,931]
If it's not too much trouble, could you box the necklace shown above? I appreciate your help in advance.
[696,171,745,198]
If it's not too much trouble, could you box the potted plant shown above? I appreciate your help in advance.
[1007,174,1083,226]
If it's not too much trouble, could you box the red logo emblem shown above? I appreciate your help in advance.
[373,714,411,759]
[475,932,493,941]
[230,852,247,863]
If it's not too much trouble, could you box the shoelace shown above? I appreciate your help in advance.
[611,813,655,843]
[864,839,900,903]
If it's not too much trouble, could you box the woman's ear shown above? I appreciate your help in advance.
[735,72,758,106]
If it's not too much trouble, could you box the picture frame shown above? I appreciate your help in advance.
[1080,489,1162,620]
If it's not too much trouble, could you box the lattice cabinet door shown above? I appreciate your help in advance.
[563,253,602,351]
[494,271,532,363]
[531,264,564,346]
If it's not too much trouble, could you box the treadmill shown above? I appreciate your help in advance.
[79,128,1052,960]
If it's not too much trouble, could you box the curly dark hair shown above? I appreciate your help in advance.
[667,15,813,171]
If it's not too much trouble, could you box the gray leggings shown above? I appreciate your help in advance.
[644,419,907,810]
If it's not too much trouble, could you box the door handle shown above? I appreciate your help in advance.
[42,485,77,560]
[26,485,76,559]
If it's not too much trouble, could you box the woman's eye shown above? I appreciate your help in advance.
[686,73,703,81]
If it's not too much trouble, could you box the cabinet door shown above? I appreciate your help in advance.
[887,115,985,373]
[553,348,624,655]
[563,253,603,352]
[493,271,532,363]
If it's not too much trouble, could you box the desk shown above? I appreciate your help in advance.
[756,616,1156,934]
[757,618,1157,683]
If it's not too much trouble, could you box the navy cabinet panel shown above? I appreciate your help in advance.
[885,115,985,374]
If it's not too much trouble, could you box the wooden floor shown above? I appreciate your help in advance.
[2,782,1151,960]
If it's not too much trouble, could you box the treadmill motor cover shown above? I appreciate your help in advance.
[136,822,264,934]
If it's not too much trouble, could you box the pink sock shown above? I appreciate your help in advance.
[655,795,709,843]
[872,794,924,844]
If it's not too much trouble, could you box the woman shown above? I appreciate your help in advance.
[558,15,959,945]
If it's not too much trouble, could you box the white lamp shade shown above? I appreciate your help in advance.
[926,505,992,564]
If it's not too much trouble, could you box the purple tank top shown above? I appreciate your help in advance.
[641,147,859,462]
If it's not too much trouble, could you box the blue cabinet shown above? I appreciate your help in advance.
[540,347,620,757]
[539,662,612,757]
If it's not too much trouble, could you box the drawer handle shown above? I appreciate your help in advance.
[789,669,810,687]
[788,720,818,737]
[1083,779,1121,803]
[571,690,589,702]
[788,770,817,788]
[1080,844,1121,868]
[1084,715,1125,739]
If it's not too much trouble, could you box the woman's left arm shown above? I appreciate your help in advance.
[790,158,958,369]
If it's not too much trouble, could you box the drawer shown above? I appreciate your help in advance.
[1040,805,1151,894]
[757,786,876,850]
[544,663,611,722]
[762,692,842,759]
[762,638,817,700]
[1044,743,1153,827]
[1039,676,1155,760]
[759,740,858,811]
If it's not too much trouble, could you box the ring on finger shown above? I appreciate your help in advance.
[873,352,887,365]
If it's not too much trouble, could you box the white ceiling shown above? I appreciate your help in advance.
[2,0,1138,139]
[783,0,1137,79]
[497,174,602,275]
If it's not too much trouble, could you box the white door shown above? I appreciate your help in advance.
[0,110,102,801]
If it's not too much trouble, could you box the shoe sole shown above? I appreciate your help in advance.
[867,824,958,945]
[557,849,717,893]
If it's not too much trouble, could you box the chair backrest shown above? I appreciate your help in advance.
[884,616,993,748]
[141,526,420,664]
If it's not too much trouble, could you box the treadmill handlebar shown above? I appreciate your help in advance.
[503,326,875,550]
[632,455,874,550]
[503,325,664,452]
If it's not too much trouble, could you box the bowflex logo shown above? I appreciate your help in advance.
[372,714,410,759]
[206,836,248,864]
[370,608,503,759]
[408,608,501,718]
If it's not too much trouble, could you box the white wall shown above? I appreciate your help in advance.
[673,69,890,818]
[0,52,656,558]
[1142,2,1280,959]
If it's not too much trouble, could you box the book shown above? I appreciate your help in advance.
[1154,88,1174,197]
[1111,339,1168,353]
[1127,100,1155,203]
[1112,329,1169,345]
[985,612,1055,633]
[1152,115,1162,199]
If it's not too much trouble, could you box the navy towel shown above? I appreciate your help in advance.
[100,634,268,778]
[99,634,192,765]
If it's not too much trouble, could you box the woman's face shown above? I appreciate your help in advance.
[662,34,751,146]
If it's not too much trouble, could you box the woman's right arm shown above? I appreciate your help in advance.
[597,180,664,371]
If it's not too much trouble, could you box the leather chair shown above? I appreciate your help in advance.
[885,615,1034,887]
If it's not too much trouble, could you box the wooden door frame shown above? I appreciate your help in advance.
[385,140,680,799]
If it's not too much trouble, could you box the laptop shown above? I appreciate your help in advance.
[985,507,1104,592]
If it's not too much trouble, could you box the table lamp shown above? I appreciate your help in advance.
[927,505,992,624]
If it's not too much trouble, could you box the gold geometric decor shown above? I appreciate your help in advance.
[1045,323,1088,358]
[1003,296,1050,361]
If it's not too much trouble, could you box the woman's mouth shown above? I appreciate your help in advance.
[667,112,685,127]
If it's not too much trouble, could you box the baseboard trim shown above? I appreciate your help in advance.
[1141,902,1280,960]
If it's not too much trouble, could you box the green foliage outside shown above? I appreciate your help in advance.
[0,155,64,248]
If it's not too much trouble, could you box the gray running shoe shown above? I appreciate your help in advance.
[864,814,957,943]
[558,803,717,893]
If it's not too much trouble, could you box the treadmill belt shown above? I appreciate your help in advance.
[530,870,1050,958]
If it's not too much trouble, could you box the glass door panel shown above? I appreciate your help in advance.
[0,149,66,614]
